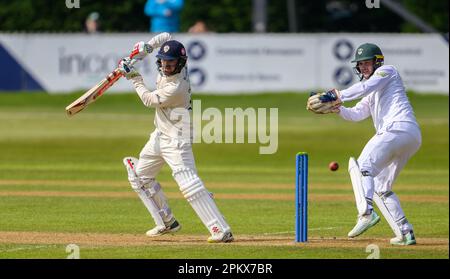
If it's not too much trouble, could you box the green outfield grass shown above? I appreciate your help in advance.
[0,91,448,259]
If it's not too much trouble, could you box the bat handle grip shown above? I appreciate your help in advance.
[129,58,138,66]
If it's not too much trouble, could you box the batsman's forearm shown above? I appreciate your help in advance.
[131,76,161,108]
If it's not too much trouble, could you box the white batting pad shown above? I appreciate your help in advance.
[348,157,370,216]
[174,168,231,236]
[374,191,409,238]
[123,157,173,227]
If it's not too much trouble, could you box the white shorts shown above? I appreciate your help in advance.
[135,130,197,181]
[358,122,421,193]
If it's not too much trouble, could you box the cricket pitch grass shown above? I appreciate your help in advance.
[0,92,448,259]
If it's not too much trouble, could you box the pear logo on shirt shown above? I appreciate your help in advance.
[164,45,170,53]
[357,48,363,55]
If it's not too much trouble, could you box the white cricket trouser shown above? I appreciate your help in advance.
[358,122,422,193]
[136,129,232,236]
[136,130,197,178]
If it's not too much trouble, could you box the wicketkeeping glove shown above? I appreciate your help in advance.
[306,89,342,114]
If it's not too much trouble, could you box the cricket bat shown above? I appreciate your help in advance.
[65,58,137,117]
[66,69,120,116]
[65,33,171,117]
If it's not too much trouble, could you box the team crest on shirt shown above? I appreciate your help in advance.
[164,45,170,52]
[357,48,363,55]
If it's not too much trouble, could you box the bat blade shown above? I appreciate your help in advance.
[65,69,122,116]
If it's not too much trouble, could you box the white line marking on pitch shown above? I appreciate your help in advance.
[1,244,57,253]
[263,231,295,235]
[310,227,340,231]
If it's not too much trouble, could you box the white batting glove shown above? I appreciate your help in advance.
[130,41,152,60]
[129,33,171,61]
[147,32,172,49]
[118,57,141,80]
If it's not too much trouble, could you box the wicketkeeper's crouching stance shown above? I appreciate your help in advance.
[307,43,421,245]
[118,34,233,243]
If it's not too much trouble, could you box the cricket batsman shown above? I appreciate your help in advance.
[307,43,421,245]
[118,33,234,243]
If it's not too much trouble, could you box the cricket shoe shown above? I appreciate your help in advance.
[390,230,416,246]
[146,219,181,237]
[207,231,234,243]
[348,211,380,238]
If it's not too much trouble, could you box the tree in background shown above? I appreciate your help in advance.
[0,0,148,32]
[402,0,449,33]
[0,0,447,34]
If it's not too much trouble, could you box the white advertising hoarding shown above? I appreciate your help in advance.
[317,34,449,93]
[0,33,448,94]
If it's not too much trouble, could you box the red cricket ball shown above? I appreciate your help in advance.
[329,161,339,171]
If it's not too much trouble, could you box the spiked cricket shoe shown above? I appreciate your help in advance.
[348,211,380,238]
[207,231,234,243]
[390,230,416,246]
[146,219,181,237]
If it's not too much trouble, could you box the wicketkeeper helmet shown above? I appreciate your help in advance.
[352,43,384,80]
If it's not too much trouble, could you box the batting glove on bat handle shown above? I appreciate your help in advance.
[129,41,153,60]
[118,58,140,80]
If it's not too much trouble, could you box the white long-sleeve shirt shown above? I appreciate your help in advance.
[131,67,192,138]
[339,65,420,134]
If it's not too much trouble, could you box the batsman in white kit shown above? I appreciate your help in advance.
[307,43,421,245]
[118,33,234,243]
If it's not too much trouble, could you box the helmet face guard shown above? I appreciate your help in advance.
[353,54,384,80]
[155,40,188,76]
[352,43,384,80]
[156,57,187,76]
